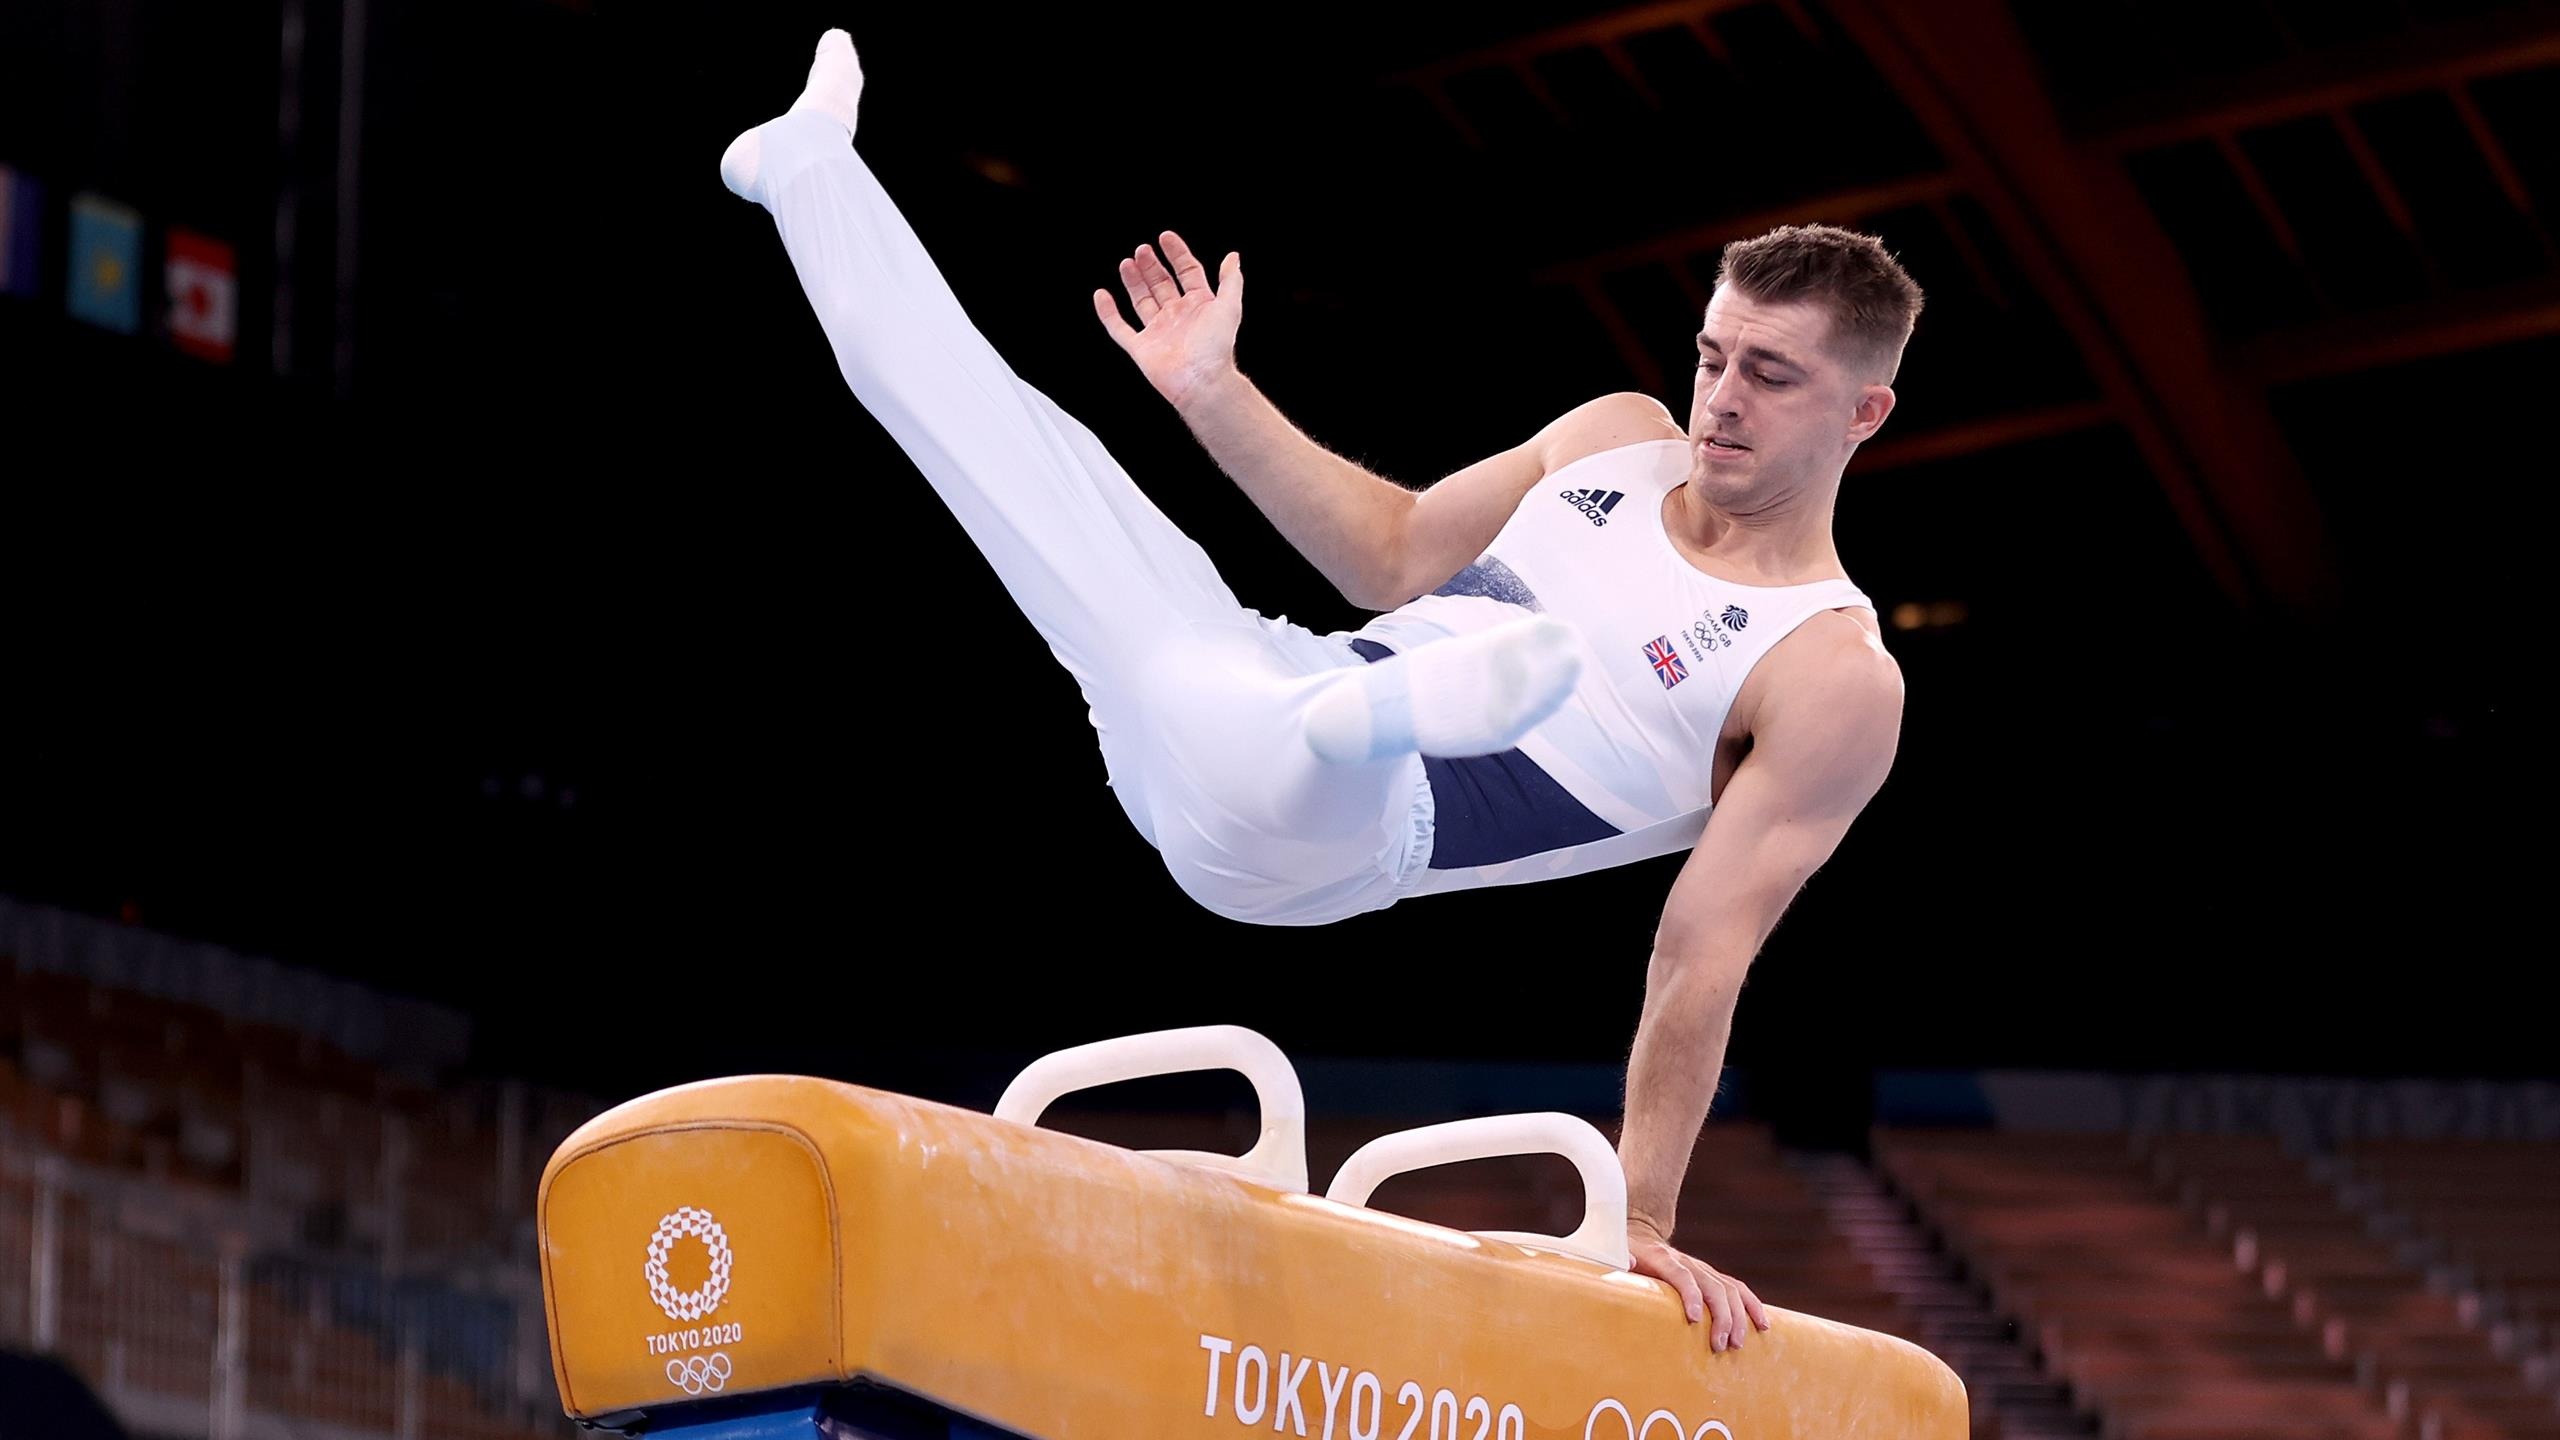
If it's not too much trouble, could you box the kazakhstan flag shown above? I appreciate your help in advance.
[69,192,141,334]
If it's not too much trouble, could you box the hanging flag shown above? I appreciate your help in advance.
[67,191,142,334]
[165,227,236,363]
[0,164,42,301]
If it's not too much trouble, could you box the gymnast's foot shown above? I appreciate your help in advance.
[720,28,865,202]
[1305,616,1583,764]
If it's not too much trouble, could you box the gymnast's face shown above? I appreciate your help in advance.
[1687,288,1896,505]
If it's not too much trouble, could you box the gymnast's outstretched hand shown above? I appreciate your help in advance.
[1629,1214,1771,1354]
[1093,228,1244,409]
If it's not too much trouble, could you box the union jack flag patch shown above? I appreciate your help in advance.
[1644,636,1687,689]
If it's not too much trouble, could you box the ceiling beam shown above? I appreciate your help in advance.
[2085,2,2560,154]
[1532,173,1962,286]
[2237,275,2560,384]
[1383,0,1769,91]
[1825,0,2343,620]
[1848,401,2116,475]
[1573,276,1668,396]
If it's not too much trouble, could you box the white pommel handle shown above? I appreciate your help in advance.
[994,1025,1309,1194]
[1325,1112,1631,1270]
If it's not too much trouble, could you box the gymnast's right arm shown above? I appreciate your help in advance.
[1097,231,1613,611]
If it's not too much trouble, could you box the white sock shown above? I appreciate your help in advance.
[787,28,864,134]
[1304,616,1582,765]
[720,28,866,201]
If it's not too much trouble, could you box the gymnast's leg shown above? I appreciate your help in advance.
[718,35,1249,704]
[716,32,1575,916]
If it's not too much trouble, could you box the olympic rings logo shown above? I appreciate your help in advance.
[644,1206,734,1321]
[1585,1399,1735,1440]
[666,1352,733,1395]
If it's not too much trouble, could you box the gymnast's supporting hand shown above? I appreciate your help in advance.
[1618,946,1774,1353]
[1627,1210,1771,1355]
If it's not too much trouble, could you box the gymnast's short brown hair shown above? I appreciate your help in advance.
[1716,224,1924,382]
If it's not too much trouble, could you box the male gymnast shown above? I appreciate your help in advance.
[719,28,1920,1355]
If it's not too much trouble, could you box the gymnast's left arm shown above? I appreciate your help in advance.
[1617,625,1904,1351]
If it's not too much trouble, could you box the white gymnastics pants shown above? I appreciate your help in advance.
[744,111,1433,925]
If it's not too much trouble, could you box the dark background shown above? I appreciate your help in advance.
[0,1,2543,1130]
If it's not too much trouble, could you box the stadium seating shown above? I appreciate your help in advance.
[1878,1128,2560,1440]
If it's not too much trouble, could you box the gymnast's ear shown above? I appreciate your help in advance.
[1846,383,1895,446]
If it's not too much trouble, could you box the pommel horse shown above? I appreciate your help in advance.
[537,1026,1965,1439]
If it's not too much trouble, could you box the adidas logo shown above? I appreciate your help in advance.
[1559,488,1624,526]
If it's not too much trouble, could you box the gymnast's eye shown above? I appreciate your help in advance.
[1759,374,1788,387]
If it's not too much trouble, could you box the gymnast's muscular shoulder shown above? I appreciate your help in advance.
[1373,392,1683,609]
[1542,389,1691,470]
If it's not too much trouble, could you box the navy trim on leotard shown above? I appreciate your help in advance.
[1347,638,1622,870]
[1428,555,1544,611]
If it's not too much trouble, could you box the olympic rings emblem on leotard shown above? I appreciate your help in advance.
[666,1352,732,1395]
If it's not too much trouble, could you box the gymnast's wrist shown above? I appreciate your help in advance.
[1169,360,1249,420]
[1626,1205,1677,1242]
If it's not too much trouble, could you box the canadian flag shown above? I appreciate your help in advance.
[166,227,236,363]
